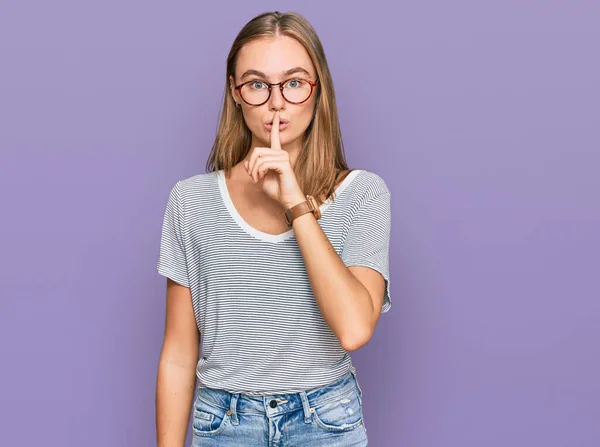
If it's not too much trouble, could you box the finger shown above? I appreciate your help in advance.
[270,110,281,150]
[249,148,279,179]
[257,160,282,181]
[247,148,264,179]
[251,153,263,183]
[252,155,282,183]
[252,154,269,183]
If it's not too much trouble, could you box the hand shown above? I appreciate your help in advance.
[244,110,306,209]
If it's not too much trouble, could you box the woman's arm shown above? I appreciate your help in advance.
[291,208,384,352]
[156,278,200,447]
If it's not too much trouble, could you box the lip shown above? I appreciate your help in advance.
[265,120,289,131]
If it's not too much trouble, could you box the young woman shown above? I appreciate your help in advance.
[156,10,391,446]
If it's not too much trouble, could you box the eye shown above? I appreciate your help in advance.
[284,79,302,89]
[249,80,266,90]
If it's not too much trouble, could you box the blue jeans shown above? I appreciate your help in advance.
[190,370,368,446]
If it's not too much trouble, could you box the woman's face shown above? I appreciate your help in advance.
[230,35,318,154]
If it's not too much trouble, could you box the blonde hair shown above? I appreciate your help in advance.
[205,11,355,206]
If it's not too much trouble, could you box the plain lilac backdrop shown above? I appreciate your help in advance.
[1,1,599,446]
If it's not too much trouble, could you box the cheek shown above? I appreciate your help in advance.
[294,104,316,131]
[242,109,265,131]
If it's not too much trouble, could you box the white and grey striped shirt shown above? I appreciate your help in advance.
[157,168,391,395]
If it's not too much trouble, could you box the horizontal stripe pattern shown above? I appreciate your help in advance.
[157,168,391,394]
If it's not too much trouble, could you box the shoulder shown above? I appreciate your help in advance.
[169,171,218,196]
[165,171,220,211]
[348,169,391,200]
[177,171,216,190]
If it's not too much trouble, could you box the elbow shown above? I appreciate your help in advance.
[340,325,373,352]
[339,302,378,351]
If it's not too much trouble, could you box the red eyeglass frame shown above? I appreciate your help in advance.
[234,78,319,106]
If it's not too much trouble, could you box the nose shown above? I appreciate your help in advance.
[268,85,286,112]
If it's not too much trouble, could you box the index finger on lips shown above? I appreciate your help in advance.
[270,110,281,150]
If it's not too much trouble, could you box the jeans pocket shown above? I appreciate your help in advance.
[351,370,363,405]
[192,393,230,437]
[311,387,364,432]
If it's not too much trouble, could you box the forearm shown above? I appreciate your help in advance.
[291,211,375,350]
[156,354,198,447]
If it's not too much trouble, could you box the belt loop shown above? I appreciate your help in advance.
[229,393,240,425]
[299,391,313,424]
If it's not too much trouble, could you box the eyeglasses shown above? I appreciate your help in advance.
[234,77,318,106]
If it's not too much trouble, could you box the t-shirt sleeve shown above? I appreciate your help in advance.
[156,181,190,287]
[341,179,392,313]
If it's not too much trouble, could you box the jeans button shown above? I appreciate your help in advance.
[269,399,278,408]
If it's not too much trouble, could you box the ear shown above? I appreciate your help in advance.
[229,75,239,105]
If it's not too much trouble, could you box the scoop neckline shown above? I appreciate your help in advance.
[216,169,361,243]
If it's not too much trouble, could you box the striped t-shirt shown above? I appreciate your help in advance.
[156,168,391,395]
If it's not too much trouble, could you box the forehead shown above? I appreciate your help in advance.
[236,35,315,79]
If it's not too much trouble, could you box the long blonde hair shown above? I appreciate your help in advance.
[205,11,355,206]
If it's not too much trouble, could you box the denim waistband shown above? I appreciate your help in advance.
[194,370,363,424]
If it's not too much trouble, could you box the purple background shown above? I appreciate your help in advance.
[1,1,599,446]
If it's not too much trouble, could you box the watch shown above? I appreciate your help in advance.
[284,195,321,227]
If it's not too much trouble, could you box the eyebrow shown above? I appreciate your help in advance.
[240,66,311,80]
